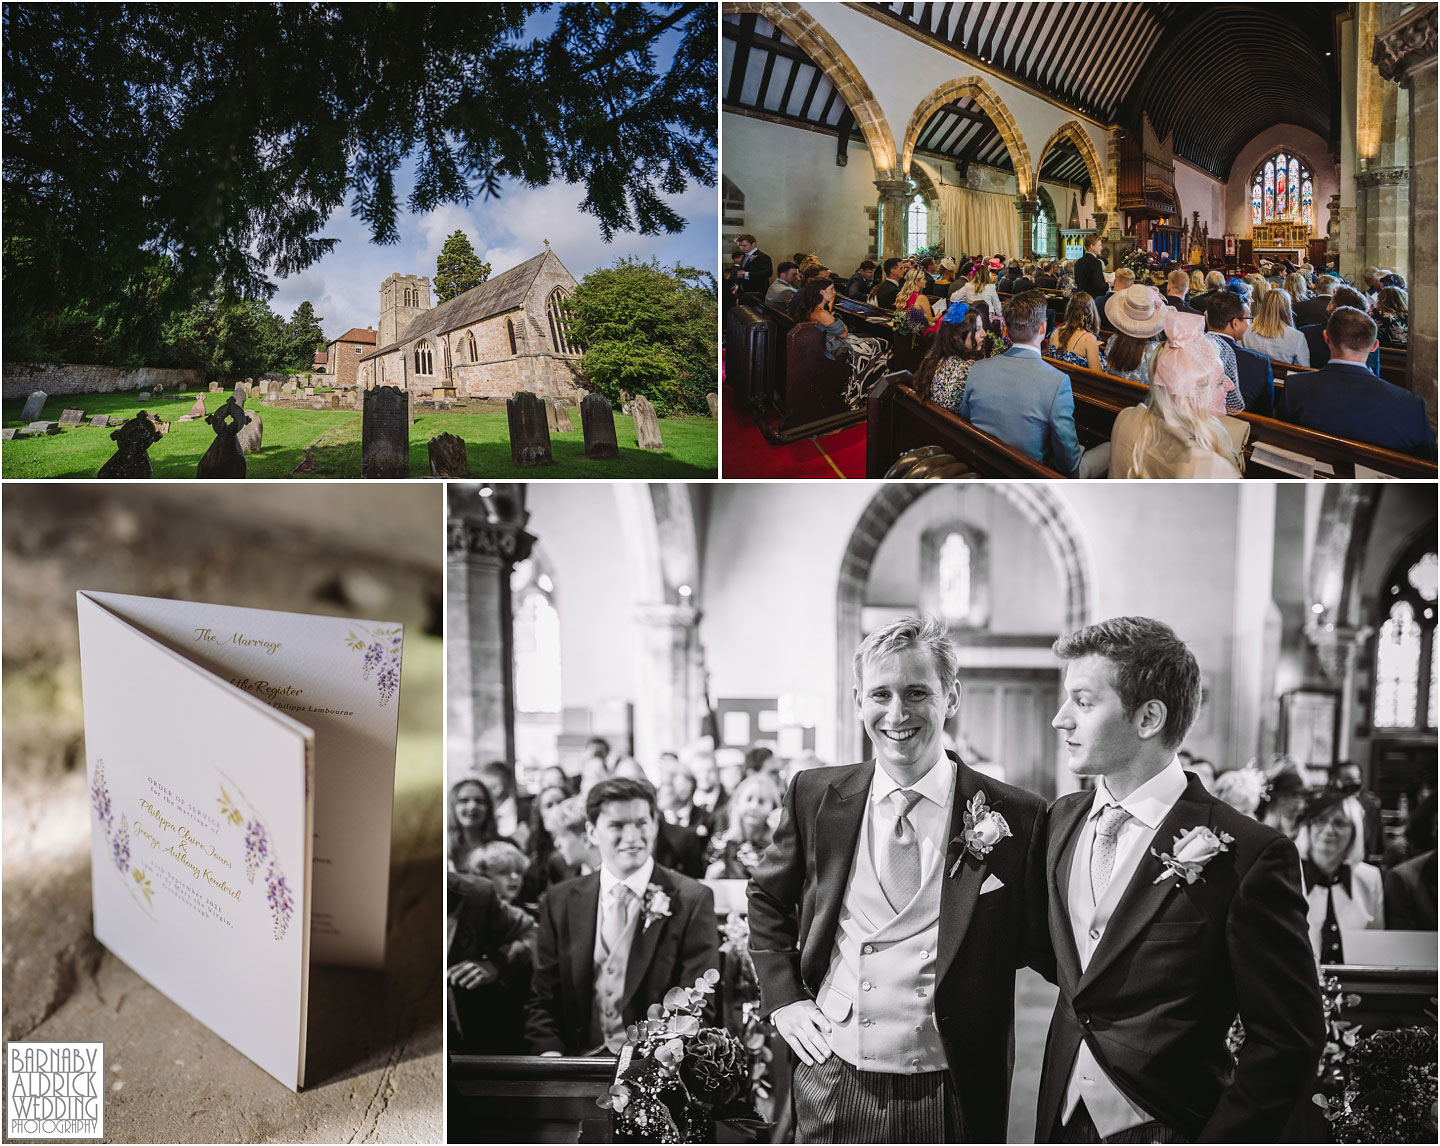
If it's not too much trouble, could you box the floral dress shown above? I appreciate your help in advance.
[1044,333,1106,373]
[928,356,976,413]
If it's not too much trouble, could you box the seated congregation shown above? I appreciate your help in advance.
[726,242,1433,479]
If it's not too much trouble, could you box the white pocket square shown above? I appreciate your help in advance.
[979,874,1005,895]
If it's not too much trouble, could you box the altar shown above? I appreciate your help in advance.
[1256,247,1306,264]
[1253,221,1310,264]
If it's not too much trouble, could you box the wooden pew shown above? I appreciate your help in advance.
[866,372,1066,479]
[1051,361,1438,478]
[1378,345,1408,388]
[723,301,775,416]
[449,1054,615,1143]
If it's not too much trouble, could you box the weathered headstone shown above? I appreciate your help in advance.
[153,384,166,396]
[427,432,469,478]
[90,415,111,428]
[631,395,663,451]
[209,382,219,392]
[20,421,60,436]
[362,386,411,478]
[58,408,85,426]
[619,389,633,414]
[186,395,207,419]
[581,394,619,459]
[153,420,171,435]
[97,412,163,478]
[506,391,553,467]
[330,392,341,408]
[706,392,718,418]
[545,398,560,433]
[266,379,281,400]
[231,383,247,406]
[137,391,152,401]
[196,397,250,478]
[0,428,15,441]
[554,400,575,432]
[236,406,263,455]
[20,392,47,421]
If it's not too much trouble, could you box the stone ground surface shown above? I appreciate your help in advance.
[2,484,444,1143]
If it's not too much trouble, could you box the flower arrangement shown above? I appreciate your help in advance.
[719,914,774,1116]
[598,969,767,1143]
[891,305,929,342]
[1316,1023,1437,1142]
[1122,246,1161,282]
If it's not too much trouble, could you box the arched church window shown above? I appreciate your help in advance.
[919,522,990,629]
[937,533,971,623]
[1373,545,1436,731]
[512,558,561,715]
[547,290,575,355]
[414,343,433,375]
[906,195,928,257]
[1250,151,1313,227]
[507,319,517,356]
[466,330,478,362]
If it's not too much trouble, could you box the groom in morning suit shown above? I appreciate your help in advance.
[1039,618,1324,1143]
[526,777,719,1055]
[748,616,1049,1142]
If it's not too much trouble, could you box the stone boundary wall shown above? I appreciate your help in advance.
[3,363,205,400]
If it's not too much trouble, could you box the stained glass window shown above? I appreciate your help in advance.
[1373,547,1437,731]
[1264,160,1274,221]
[1288,158,1300,217]
[512,561,562,714]
[1252,181,1262,225]
[1253,152,1313,227]
[938,533,971,622]
[907,195,928,256]
[1302,179,1313,228]
[1275,160,1286,215]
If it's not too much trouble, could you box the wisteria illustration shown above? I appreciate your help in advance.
[243,820,270,883]
[90,759,114,832]
[111,814,131,873]
[88,759,152,915]
[346,625,403,706]
[266,870,294,940]
[218,774,293,942]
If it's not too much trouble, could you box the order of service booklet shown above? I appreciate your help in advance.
[76,590,405,1090]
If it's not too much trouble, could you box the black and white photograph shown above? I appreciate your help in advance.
[446,480,1437,1143]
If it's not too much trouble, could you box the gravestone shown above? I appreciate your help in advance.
[631,395,663,451]
[427,432,469,478]
[232,383,247,406]
[706,393,718,418]
[154,420,171,435]
[580,394,619,459]
[185,395,207,419]
[209,382,219,392]
[21,421,60,436]
[20,392,47,421]
[362,386,410,478]
[545,398,560,432]
[137,391,151,401]
[330,393,341,408]
[97,412,162,477]
[0,428,15,441]
[506,391,553,467]
[236,406,263,455]
[304,387,314,396]
[90,415,111,427]
[266,380,281,400]
[196,397,249,478]
[154,384,165,396]
[58,408,85,426]
[619,389,633,414]
[554,400,574,433]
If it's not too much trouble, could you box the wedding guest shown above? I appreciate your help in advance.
[912,300,995,413]
[1242,289,1310,367]
[690,750,729,831]
[1103,285,1166,383]
[716,747,747,795]
[449,777,500,871]
[705,773,782,879]
[794,278,891,405]
[897,265,937,326]
[1327,761,1384,859]
[845,260,878,301]
[1295,792,1385,963]
[664,767,717,842]
[1109,311,1244,478]
[479,760,532,851]
[539,764,572,794]
[765,261,801,307]
[1075,233,1108,298]
[551,795,599,877]
[1292,275,1337,327]
[1162,268,1199,314]
[1213,767,1268,818]
[467,840,529,908]
[519,783,574,904]
[1374,286,1408,348]
[950,262,1003,317]
[872,258,905,309]
[1044,291,1106,372]
[731,233,773,296]
[526,778,719,1055]
[1204,291,1268,414]
[1258,764,1307,840]
[448,871,535,1054]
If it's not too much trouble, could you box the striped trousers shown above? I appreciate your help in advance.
[791,1053,963,1143]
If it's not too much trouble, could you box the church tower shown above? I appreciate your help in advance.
[378,273,431,347]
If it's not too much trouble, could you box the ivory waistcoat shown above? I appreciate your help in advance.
[593,894,641,1052]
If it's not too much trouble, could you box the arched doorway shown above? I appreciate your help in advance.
[834,485,1091,793]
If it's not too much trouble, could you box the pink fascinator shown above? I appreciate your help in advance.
[1153,310,1232,415]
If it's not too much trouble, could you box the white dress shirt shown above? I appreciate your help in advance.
[1063,757,1187,1137]
[597,856,656,929]
[867,753,954,885]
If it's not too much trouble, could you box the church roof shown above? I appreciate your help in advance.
[331,327,376,345]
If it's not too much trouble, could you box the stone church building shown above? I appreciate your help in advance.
[358,248,583,400]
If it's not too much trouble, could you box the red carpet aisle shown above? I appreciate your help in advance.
[720,385,866,478]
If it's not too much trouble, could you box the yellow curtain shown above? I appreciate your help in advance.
[939,185,1021,260]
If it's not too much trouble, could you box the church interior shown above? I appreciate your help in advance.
[447,479,1438,1142]
[719,2,1437,480]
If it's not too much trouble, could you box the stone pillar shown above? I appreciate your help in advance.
[1375,0,1437,425]
[1230,486,1277,771]
[1339,10,1362,280]
[1015,197,1039,261]
[630,604,702,772]
[874,178,911,261]
[447,484,534,777]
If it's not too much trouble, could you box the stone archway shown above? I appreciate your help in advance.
[1036,120,1107,213]
[726,1,899,178]
[902,76,1034,195]
[833,484,1092,763]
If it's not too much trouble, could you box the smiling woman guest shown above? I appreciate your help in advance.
[1294,791,1384,964]
[706,773,782,879]
[448,778,499,871]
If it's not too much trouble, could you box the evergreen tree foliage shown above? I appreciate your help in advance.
[282,301,327,372]
[434,231,492,303]
[563,257,716,416]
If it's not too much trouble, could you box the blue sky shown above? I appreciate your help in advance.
[270,166,718,342]
[268,5,718,341]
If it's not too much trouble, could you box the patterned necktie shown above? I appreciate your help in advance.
[879,788,924,912]
[1089,803,1132,904]
[601,884,634,956]
[1319,886,1345,965]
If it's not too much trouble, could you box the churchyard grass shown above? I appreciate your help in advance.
[2,392,717,478]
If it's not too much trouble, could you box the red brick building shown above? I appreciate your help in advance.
[324,326,377,386]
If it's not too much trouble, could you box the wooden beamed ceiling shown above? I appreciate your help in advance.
[871,1,1344,178]
[722,12,863,138]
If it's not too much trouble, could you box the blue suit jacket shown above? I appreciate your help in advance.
[1213,334,1276,418]
[958,348,1083,474]
[1277,360,1436,460]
